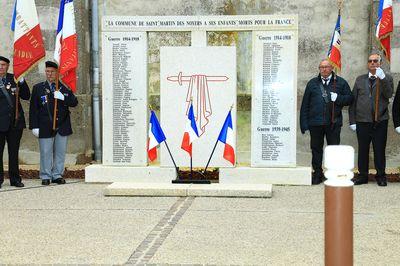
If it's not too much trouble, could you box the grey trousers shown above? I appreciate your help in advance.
[39,133,68,180]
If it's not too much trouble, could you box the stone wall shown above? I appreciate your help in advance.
[0,0,399,168]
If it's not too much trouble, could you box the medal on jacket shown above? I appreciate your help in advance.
[11,87,16,95]
[41,95,48,105]
[6,83,11,91]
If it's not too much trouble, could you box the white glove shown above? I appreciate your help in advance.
[330,92,338,102]
[396,126,400,134]
[54,90,65,101]
[32,128,39,138]
[375,67,386,79]
[349,124,356,132]
[18,77,24,82]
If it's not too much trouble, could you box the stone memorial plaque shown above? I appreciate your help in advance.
[160,47,236,167]
[102,32,148,165]
[251,31,298,167]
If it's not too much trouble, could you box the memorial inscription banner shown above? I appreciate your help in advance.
[102,32,148,165]
[251,31,298,167]
[160,46,237,167]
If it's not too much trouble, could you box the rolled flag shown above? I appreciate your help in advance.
[11,0,45,80]
[217,110,235,165]
[327,12,342,71]
[54,0,78,92]
[376,0,393,61]
[181,103,199,156]
[147,111,166,162]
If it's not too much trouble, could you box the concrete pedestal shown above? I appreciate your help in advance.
[85,165,176,183]
[219,166,312,185]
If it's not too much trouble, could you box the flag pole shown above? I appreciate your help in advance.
[202,104,234,174]
[148,105,180,179]
[52,70,59,130]
[14,82,19,127]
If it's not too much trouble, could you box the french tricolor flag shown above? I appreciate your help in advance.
[217,110,235,165]
[11,0,45,80]
[147,111,166,162]
[327,12,341,71]
[181,103,199,157]
[54,0,78,92]
[376,0,393,61]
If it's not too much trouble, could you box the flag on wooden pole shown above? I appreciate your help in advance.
[376,0,393,61]
[327,11,342,72]
[54,0,78,91]
[11,0,45,80]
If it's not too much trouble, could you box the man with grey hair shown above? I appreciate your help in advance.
[300,59,353,185]
[349,53,394,186]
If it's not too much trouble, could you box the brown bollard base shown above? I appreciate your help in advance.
[325,185,353,266]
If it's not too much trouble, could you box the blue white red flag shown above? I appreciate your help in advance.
[54,0,78,91]
[181,103,199,157]
[11,0,45,80]
[376,0,393,61]
[327,12,341,71]
[217,110,235,165]
[147,111,166,162]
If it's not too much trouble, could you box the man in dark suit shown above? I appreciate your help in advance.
[349,53,394,186]
[29,61,78,186]
[300,59,353,185]
[0,56,30,188]
[393,81,400,134]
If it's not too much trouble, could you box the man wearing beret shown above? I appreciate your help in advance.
[0,56,30,188]
[29,61,78,186]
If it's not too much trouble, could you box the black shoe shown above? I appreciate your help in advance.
[352,176,368,185]
[376,176,387,187]
[10,181,24,187]
[312,171,323,185]
[42,179,50,186]
[52,178,66,185]
[0,183,2,189]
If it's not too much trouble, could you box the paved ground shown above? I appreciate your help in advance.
[0,179,399,265]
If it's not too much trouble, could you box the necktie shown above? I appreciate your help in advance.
[51,83,56,93]
[323,78,329,86]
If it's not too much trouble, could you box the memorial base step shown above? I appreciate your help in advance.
[85,165,176,183]
[219,166,312,185]
[104,182,273,198]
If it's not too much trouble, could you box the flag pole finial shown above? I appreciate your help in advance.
[148,104,153,111]
[337,0,344,12]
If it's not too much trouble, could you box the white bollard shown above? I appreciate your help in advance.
[324,145,354,266]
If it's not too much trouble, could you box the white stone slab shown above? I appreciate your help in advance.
[219,167,311,185]
[160,46,237,167]
[187,183,272,198]
[251,31,298,167]
[104,182,273,198]
[102,32,148,166]
[85,165,176,183]
[391,48,400,73]
[394,3,400,27]
[104,182,190,197]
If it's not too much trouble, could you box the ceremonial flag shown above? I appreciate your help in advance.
[147,111,166,162]
[181,103,199,156]
[11,0,45,80]
[217,110,235,165]
[54,0,78,92]
[376,0,393,61]
[327,12,342,71]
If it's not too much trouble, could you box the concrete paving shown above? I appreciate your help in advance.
[0,179,399,265]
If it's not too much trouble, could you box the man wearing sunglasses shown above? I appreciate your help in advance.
[349,53,394,186]
[300,59,353,185]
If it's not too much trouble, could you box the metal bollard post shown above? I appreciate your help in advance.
[324,145,354,266]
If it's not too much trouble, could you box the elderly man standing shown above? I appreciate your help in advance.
[29,61,78,186]
[0,56,30,189]
[349,53,394,186]
[300,59,353,185]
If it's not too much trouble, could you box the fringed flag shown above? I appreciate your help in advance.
[147,111,166,162]
[54,0,78,91]
[327,12,342,72]
[11,0,45,80]
[376,0,393,61]
[217,110,235,165]
[181,103,199,157]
